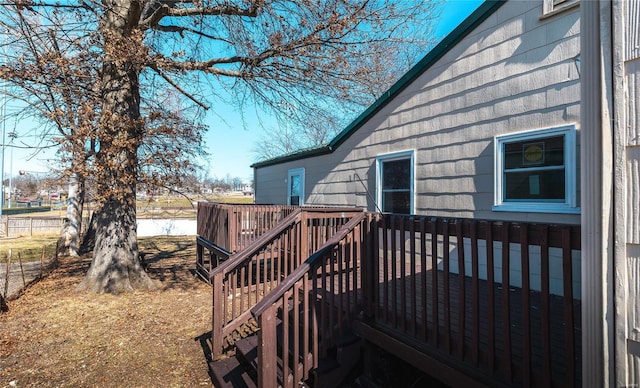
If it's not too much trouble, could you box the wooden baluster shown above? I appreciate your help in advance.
[455,220,465,360]
[431,217,439,348]
[520,224,531,387]
[419,217,428,341]
[540,225,551,386]
[501,222,512,383]
[443,219,451,355]
[391,215,398,329]
[381,215,389,324]
[257,305,278,388]
[485,221,495,374]
[211,272,225,360]
[562,227,575,387]
[470,220,479,366]
[410,217,417,337]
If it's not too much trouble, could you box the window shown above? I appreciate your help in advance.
[494,126,578,214]
[287,168,304,206]
[376,151,414,214]
[542,0,579,18]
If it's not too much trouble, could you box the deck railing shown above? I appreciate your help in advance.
[209,207,363,359]
[195,236,232,283]
[251,213,369,387]
[196,203,297,281]
[362,215,581,387]
[197,203,297,253]
[199,207,581,387]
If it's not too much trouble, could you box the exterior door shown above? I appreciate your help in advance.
[287,168,304,206]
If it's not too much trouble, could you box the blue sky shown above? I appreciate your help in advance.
[4,0,483,183]
[203,0,484,182]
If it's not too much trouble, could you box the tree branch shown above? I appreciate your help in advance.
[139,3,259,29]
[151,23,225,41]
[0,1,92,9]
[149,66,209,110]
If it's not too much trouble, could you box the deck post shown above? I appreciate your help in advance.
[257,305,278,387]
[300,210,309,263]
[364,214,376,318]
[211,272,225,359]
[228,206,238,252]
[196,240,202,265]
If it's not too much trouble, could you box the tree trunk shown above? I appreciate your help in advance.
[78,198,156,293]
[79,1,155,293]
[0,292,7,312]
[58,173,85,257]
[80,210,97,254]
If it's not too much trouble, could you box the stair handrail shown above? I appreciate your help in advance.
[250,212,366,317]
[208,206,363,281]
[210,207,364,359]
[210,208,303,359]
[250,212,368,387]
[208,207,303,281]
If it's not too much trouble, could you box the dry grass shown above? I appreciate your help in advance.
[0,236,214,387]
[1,236,59,264]
[1,236,59,252]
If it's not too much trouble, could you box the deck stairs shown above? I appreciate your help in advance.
[206,209,368,387]
[209,303,362,388]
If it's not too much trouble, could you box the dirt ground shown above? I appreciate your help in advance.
[0,236,214,388]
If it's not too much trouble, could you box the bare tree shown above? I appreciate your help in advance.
[0,6,206,258]
[0,9,99,255]
[252,110,342,161]
[0,0,441,294]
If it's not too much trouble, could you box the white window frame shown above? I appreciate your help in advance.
[542,0,579,18]
[376,150,415,214]
[493,125,579,214]
[287,168,305,206]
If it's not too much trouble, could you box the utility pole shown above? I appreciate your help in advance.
[7,131,15,208]
[0,94,5,218]
[0,37,5,217]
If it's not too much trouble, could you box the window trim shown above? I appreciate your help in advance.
[376,150,415,214]
[493,125,579,214]
[287,167,305,206]
[541,0,579,19]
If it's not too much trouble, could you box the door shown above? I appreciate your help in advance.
[287,168,305,206]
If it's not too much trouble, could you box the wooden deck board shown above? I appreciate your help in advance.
[372,267,581,387]
[201,208,581,388]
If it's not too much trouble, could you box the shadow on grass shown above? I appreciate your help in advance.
[195,331,216,384]
[46,236,203,292]
[138,236,203,290]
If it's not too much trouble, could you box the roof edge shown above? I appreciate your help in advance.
[253,0,506,169]
[250,145,332,168]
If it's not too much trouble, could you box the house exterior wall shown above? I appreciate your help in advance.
[254,0,581,225]
[614,0,640,385]
[625,57,640,388]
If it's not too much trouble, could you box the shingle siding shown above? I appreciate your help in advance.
[255,0,580,225]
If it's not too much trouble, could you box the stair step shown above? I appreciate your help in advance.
[236,335,259,371]
[311,333,363,388]
[209,356,257,388]
[236,334,288,385]
[336,332,361,348]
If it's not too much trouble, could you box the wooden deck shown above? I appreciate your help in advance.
[360,215,581,387]
[363,270,581,387]
[198,205,581,387]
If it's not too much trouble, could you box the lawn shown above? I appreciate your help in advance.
[4,193,254,220]
[1,236,59,263]
[0,236,214,387]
